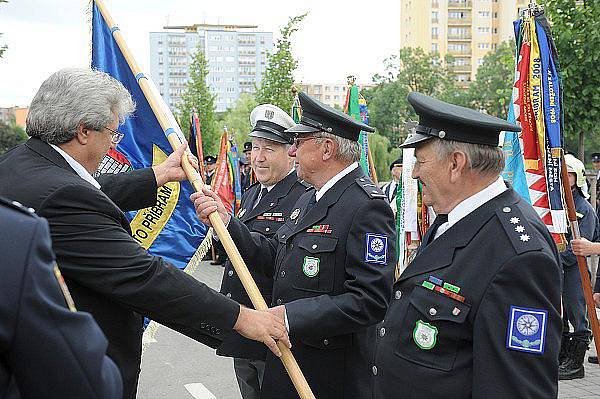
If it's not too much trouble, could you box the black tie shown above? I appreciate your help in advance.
[254,187,268,209]
[425,214,448,246]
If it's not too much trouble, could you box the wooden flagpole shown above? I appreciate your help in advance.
[560,151,600,362]
[94,1,316,396]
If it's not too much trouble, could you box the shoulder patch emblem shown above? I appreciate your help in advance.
[365,233,387,264]
[506,306,548,355]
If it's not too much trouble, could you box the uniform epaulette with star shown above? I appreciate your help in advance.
[496,205,542,255]
[355,177,386,199]
[0,196,37,217]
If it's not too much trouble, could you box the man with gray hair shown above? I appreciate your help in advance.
[369,92,562,398]
[217,104,307,399]
[0,68,289,399]
[193,92,396,398]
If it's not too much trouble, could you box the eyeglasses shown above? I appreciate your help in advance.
[104,126,125,144]
[293,135,321,148]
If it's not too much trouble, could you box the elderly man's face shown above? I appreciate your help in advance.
[287,134,324,186]
[593,161,600,171]
[252,138,291,186]
[90,113,119,173]
[412,141,454,213]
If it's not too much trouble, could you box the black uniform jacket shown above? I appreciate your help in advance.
[0,197,122,399]
[370,187,562,399]
[227,166,396,399]
[0,138,240,399]
[217,171,307,360]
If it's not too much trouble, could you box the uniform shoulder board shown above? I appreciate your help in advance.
[496,205,542,254]
[299,179,312,189]
[355,177,386,199]
[0,196,37,217]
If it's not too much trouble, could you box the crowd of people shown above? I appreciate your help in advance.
[1,67,600,399]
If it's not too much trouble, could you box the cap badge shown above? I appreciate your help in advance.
[438,130,446,139]
[265,109,274,120]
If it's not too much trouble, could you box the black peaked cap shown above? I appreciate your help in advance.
[401,92,520,148]
[285,92,375,141]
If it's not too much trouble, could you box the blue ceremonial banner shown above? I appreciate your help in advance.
[91,1,207,269]
[501,108,531,203]
[229,139,242,213]
[501,21,530,202]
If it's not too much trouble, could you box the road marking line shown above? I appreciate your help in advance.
[184,383,216,399]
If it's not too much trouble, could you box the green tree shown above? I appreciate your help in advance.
[363,47,458,146]
[0,119,27,155]
[256,13,307,111]
[178,45,219,154]
[543,0,600,158]
[465,40,515,117]
[368,134,402,181]
[0,0,7,59]
[221,93,258,146]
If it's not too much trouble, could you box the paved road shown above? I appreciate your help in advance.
[137,261,239,399]
[137,260,600,398]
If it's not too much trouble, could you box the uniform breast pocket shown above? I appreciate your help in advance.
[251,219,281,237]
[395,285,471,372]
[292,235,338,293]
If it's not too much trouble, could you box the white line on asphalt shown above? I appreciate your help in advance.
[184,383,216,399]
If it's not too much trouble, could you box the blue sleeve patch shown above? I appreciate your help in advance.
[506,306,548,355]
[365,233,388,265]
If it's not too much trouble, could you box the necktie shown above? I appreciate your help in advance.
[253,187,268,209]
[425,214,448,246]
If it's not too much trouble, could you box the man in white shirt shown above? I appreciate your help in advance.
[382,157,402,203]
[0,68,289,399]
[216,104,307,399]
[193,92,396,399]
[370,92,562,399]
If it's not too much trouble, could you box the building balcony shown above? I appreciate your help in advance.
[447,33,472,40]
[447,48,472,56]
[449,64,472,73]
[448,17,472,25]
[448,0,472,8]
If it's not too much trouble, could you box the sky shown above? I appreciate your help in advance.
[0,0,401,107]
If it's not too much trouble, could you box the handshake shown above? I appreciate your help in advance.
[233,305,290,357]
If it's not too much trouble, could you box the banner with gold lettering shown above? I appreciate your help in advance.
[91,2,207,268]
[503,5,566,248]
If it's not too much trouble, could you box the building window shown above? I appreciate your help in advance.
[478,11,490,17]
[431,43,439,52]
[432,27,439,39]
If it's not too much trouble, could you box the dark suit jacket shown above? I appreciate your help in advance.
[371,188,562,399]
[217,171,307,360]
[0,138,240,399]
[227,166,396,399]
[0,197,122,399]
